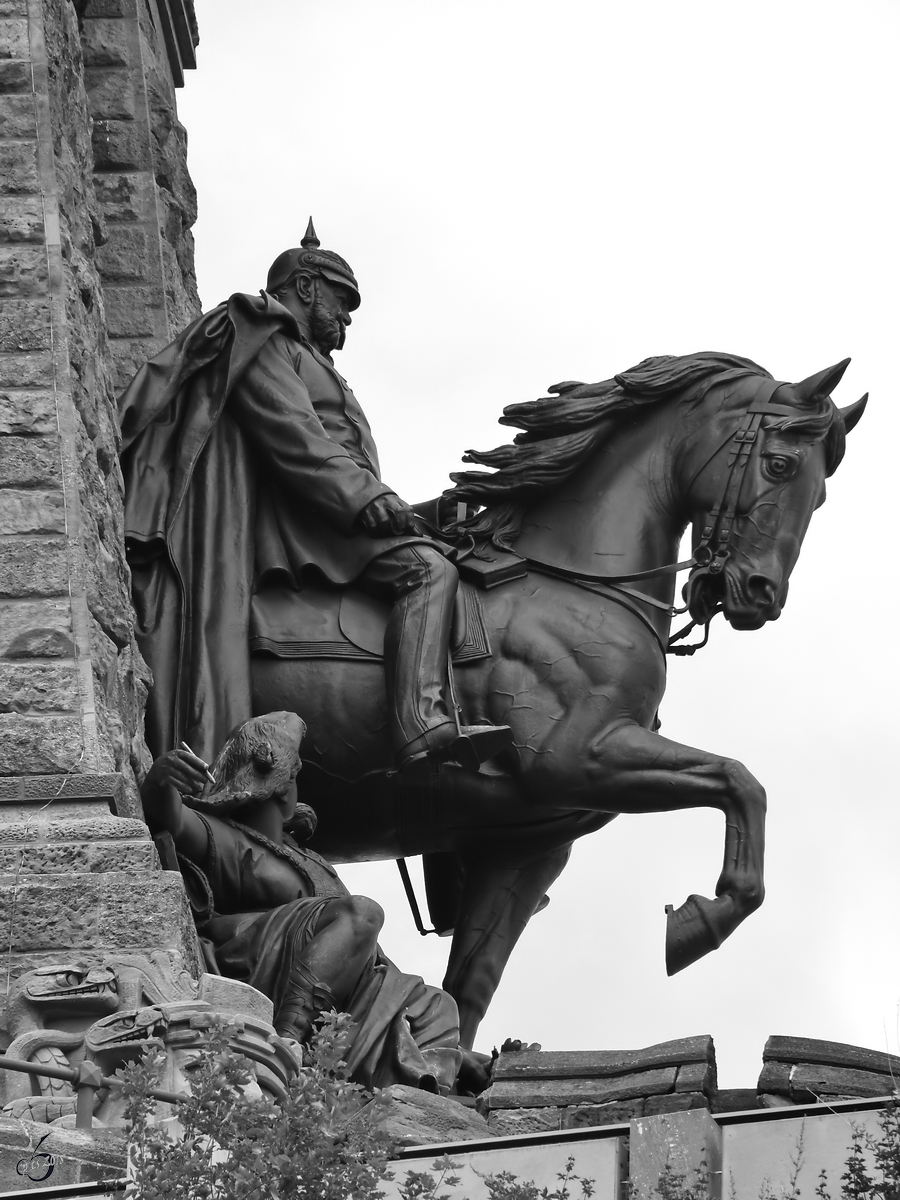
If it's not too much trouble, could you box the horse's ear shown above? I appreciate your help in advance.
[840,392,868,432]
[793,357,851,402]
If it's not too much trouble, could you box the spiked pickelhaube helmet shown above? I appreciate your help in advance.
[265,218,361,311]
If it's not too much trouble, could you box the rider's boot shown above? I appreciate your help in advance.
[369,545,513,776]
[398,720,514,776]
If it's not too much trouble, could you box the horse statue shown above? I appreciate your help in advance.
[249,351,866,1049]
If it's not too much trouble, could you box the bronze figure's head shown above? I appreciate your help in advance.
[265,218,360,353]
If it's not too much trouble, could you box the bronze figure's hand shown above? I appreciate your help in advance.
[357,493,417,537]
[143,748,209,798]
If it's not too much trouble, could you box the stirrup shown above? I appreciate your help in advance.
[399,724,513,777]
[450,724,514,770]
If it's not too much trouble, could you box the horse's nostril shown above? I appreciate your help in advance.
[746,574,778,607]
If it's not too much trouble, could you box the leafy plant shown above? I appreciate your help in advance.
[120,1011,394,1200]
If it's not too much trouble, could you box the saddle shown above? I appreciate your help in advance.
[249,580,492,664]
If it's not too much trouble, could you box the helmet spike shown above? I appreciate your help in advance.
[301,217,320,250]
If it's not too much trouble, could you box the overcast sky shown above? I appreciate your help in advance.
[180,0,900,1088]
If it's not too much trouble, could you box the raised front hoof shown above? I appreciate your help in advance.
[665,894,728,976]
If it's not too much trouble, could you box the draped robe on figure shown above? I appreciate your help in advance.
[118,292,438,761]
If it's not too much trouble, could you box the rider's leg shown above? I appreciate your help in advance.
[274,895,383,1041]
[359,544,458,755]
[358,545,512,768]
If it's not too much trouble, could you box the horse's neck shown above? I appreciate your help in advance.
[512,409,684,603]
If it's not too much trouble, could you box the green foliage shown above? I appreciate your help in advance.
[479,1153,596,1198]
[395,1153,595,1200]
[120,1011,394,1200]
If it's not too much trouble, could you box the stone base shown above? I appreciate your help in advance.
[481,1036,717,1132]
[366,1085,490,1148]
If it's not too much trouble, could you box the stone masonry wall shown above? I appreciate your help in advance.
[0,0,199,813]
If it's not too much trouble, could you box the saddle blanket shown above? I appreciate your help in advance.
[249,581,492,664]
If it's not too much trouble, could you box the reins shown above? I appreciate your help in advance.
[520,377,801,658]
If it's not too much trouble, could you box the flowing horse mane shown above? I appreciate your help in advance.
[446,351,846,547]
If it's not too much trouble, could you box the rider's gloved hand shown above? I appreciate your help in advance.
[357,493,417,537]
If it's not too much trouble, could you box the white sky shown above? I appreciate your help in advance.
[179,0,900,1089]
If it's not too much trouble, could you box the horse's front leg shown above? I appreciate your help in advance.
[588,722,767,974]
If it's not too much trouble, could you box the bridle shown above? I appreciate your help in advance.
[525,376,803,657]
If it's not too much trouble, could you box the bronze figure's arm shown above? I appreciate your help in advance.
[139,749,210,863]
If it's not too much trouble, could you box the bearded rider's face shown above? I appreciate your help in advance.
[309,278,353,353]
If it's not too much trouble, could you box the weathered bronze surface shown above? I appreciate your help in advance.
[119,230,866,1051]
[140,712,463,1092]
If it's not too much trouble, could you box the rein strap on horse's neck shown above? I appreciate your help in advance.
[517,374,799,658]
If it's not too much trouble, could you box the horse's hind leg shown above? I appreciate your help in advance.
[585,721,767,975]
[443,845,571,1049]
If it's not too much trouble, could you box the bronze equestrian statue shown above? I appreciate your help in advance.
[119,228,867,1053]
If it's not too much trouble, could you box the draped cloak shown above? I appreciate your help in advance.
[118,292,436,761]
[184,812,461,1093]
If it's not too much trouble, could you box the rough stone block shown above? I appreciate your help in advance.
[0,661,78,712]
[0,388,55,433]
[763,1035,900,1078]
[0,0,27,17]
[0,771,126,807]
[0,597,73,657]
[0,59,30,93]
[484,1066,678,1109]
[104,284,162,337]
[0,298,51,350]
[630,1110,723,1200]
[0,92,34,137]
[0,196,43,243]
[0,838,156,874]
[0,713,83,773]
[487,1106,562,1136]
[0,244,48,296]
[108,335,157,388]
[0,488,65,534]
[0,870,193,955]
[644,1091,709,1115]
[0,539,68,595]
[92,118,146,170]
[95,226,148,281]
[0,434,59,485]
[80,17,130,68]
[84,0,128,14]
[492,1037,715,1081]
[0,350,54,387]
[85,66,136,120]
[363,1084,490,1148]
[563,1099,644,1127]
[199,974,274,1025]
[94,169,144,222]
[0,141,38,193]
[0,17,28,59]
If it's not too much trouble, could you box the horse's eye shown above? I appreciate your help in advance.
[764,455,796,480]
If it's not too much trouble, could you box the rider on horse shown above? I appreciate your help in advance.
[118,219,511,771]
